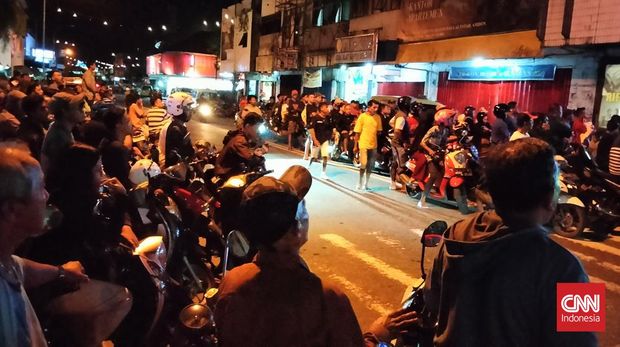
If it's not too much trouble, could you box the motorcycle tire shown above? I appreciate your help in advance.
[553,204,586,238]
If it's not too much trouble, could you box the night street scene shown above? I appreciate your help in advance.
[1,0,620,346]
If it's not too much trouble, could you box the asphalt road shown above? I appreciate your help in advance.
[189,116,620,346]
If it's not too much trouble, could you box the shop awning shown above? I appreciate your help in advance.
[397,30,542,63]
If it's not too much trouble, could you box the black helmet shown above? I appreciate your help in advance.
[493,103,509,118]
[397,96,412,112]
[464,105,475,116]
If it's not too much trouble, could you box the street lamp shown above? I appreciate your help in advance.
[55,40,59,44]
[225,13,229,19]
[203,20,208,26]
[147,26,153,32]
[231,19,234,24]
[103,21,108,26]
[111,53,116,56]
[127,55,131,59]
[216,21,220,27]
[73,12,77,18]
[57,7,61,13]
[65,48,74,56]
[64,41,68,44]
[161,25,167,31]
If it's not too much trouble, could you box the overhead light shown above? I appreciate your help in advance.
[216,21,220,27]
[127,55,131,59]
[57,7,62,13]
[55,40,60,43]
[203,20,208,26]
[147,26,153,32]
[136,63,140,67]
[103,21,108,26]
[64,41,68,44]
[72,12,77,18]
[135,57,139,60]
[225,13,229,19]
[231,19,234,24]
[111,53,116,56]
[161,25,167,31]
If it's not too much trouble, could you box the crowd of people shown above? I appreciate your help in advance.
[0,66,605,346]
[259,90,620,198]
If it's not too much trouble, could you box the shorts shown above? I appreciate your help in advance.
[311,141,330,158]
[359,148,377,171]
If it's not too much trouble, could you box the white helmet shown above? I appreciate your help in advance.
[166,92,194,117]
[129,159,161,186]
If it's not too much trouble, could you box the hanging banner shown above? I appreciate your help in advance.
[334,33,378,64]
[599,64,620,126]
[399,0,542,42]
[303,69,322,88]
[449,65,556,81]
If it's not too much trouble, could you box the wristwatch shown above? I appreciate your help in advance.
[57,265,66,280]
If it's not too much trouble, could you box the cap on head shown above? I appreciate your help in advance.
[242,165,312,203]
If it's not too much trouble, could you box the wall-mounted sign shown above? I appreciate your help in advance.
[449,64,556,81]
[599,64,620,126]
[275,48,299,70]
[334,33,377,64]
[399,0,542,42]
[303,69,322,88]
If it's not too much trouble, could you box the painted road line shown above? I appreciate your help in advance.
[590,275,620,296]
[319,233,417,286]
[314,264,394,316]
[555,236,620,258]
[269,142,392,183]
[570,249,620,274]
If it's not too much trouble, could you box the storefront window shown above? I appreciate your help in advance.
[599,64,620,126]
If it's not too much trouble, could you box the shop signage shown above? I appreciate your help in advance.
[449,64,556,81]
[399,0,542,42]
[599,64,620,126]
[303,69,322,88]
[275,48,299,70]
[334,33,377,64]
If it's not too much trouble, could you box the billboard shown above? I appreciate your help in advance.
[449,65,556,81]
[599,64,620,126]
[399,0,542,42]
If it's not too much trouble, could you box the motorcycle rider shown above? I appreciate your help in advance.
[158,92,195,168]
[308,102,333,179]
[424,138,596,347]
[215,112,266,179]
[390,96,412,190]
[240,95,263,120]
[418,108,456,208]
[215,165,417,347]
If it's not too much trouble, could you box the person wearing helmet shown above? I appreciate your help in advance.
[215,112,267,179]
[491,103,511,145]
[158,92,195,167]
[389,96,412,190]
[418,107,456,208]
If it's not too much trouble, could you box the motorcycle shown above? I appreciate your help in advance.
[397,220,447,347]
[553,146,620,238]
[405,133,479,214]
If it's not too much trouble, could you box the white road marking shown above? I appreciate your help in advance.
[322,270,393,316]
[555,236,620,258]
[589,276,620,296]
[319,233,417,286]
[570,249,620,274]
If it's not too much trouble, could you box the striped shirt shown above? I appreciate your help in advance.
[147,108,169,136]
[609,146,620,176]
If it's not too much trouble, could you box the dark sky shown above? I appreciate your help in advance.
[26,0,239,62]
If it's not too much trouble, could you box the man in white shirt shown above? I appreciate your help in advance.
[510,113,533,141]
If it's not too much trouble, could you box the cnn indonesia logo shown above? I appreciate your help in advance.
[557,283,606,332]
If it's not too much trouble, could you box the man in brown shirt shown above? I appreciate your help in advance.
[215,166,417,346]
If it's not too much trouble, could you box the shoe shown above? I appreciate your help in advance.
[303,156,309,160]
[390,181,403,190]
[363,185,371,191]
[355,183,362,190]
[320,172,329,180]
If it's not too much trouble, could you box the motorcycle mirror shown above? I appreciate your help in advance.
[179,304,214,330]
[421,220,447,248]
[228,230,251,258]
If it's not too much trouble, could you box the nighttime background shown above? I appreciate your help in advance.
[25,0,240,63]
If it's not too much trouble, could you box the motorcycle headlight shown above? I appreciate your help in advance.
[224,176,246,188]
[198,104,213,117]
[258,124,268,134]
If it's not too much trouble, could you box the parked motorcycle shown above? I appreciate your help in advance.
[397,220,447,347]
[553,146,620,238]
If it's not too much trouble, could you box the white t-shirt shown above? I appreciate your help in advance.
[389,112,407,131]
[0,256,48,347]
[510,131,530,141]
